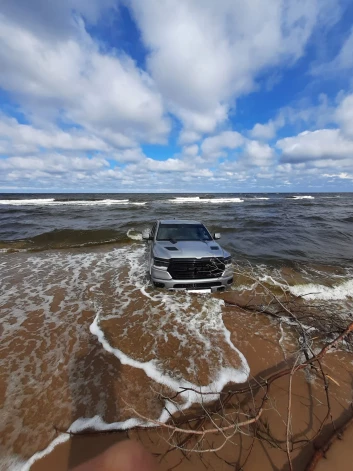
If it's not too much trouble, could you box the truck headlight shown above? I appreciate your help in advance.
[154,257,169,268]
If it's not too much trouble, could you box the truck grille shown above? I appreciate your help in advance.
[168,257,225,280]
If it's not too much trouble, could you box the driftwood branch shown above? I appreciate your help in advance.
[305,407,353,471]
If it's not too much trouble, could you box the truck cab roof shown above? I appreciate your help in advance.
[158,219,201,225]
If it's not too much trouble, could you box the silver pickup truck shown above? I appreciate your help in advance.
[143,219,233,291]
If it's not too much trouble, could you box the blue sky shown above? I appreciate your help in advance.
[0,0,353,192]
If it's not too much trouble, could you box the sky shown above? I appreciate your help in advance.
[0,0,353,193]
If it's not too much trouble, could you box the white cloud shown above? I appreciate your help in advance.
[201,131,244,159]
[312,26,353,74]
[0,0,116,41]
[336,93,353,137]
[0,116,110,154]
[323,172,353,180]
[250,94,337,141]
[243,141,275,166]
[111,148,146,163]
[144,158,190,173]
[0,13,169,144]
[178,130,202,145]
[277,129,353,163]
[182,145,199,157]
[334,27,353,70]
[0,0,351,192]
[250,121,277,140]
[130,0,333,135]
[0,154,108,172]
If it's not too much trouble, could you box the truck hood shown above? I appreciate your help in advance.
[153,240,229,259]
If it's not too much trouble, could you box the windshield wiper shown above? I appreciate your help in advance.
[168,238,177,244]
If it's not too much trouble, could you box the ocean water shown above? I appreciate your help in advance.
[1,192,352,266]
[1,192,353,469]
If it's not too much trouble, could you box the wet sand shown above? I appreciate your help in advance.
[30,328,353,471]
[1,244,353,471]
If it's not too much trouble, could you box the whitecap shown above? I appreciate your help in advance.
[291,196,314,200]
[0,199,147,206]
[127,229,143,241]
[168,197,244,203]
[0,198,55,205]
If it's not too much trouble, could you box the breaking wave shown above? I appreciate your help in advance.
[289,279,353,300]
[168,196,244,203]
[0,198,146,206]
[290,196,315,200]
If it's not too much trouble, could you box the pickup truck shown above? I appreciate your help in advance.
[143,219,233,291]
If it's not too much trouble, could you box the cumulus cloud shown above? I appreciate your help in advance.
[201,131,244,159]
[0,153,110,189]
[277,129,353,163]
[130,0,334,136]
[0,116,110,154]
[0,0,116,43]
[178,130,202,145]
[0,0,352,192]
[183,145,199,157]
[243,141,275,167]
[323,172,353,180]
[0,13,169,144]
[111,148,146,163]
[0,154,109,172]
[143,158,190,173]
[336,93,353,137]
[250,121,278,141]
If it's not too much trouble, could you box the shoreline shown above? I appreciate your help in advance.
[1,243,353,471]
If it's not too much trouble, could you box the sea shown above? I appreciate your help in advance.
[1,192,353,470]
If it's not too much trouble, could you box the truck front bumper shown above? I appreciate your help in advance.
[151,266,233,291]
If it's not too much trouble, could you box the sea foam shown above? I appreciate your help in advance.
[168,196,244,203]
[289,279,353,300]
[291,196,314,200]
[0,199,146,206]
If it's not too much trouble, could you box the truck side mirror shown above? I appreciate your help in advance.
[214,233,221,240]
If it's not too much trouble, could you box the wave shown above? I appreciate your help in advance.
[127,229,143,241]
[289,196,314,200]
[168,197,244,203]
[289,279,353,300]
[0,198,146,206]
[0,228,136,252]
[0,198,55,205]
[253,197,270,200]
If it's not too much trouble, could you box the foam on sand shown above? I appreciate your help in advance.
[168,196,244,203]
[90,303,250,404]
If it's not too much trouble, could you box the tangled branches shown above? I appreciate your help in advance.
[60,263,353,470]
[120,321,353,466]
[122,265,353,470]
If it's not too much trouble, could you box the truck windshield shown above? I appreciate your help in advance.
[156,224,212,241]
